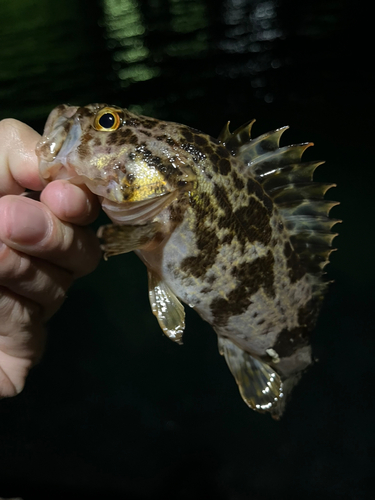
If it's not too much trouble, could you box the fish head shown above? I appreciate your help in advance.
[36,103,196,223]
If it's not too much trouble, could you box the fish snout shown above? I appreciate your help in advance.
[36,105,81,181]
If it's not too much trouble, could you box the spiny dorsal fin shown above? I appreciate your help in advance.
[219,121,340,279]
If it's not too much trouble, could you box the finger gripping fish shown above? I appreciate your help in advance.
[36,103,340,417]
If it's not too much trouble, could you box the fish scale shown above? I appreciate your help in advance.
[36,103,340,417]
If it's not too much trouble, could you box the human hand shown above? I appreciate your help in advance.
[0,118,101,397]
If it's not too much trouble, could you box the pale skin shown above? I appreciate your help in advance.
[0,119,102,398]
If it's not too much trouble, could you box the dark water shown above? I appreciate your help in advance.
[0,0,374,499]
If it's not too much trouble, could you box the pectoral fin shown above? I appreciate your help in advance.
[148,270,185,344]
[218,337,284,417]
[97,222,160,258]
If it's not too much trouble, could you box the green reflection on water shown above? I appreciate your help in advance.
[166,0,209,57]
[165,32,208,58]
[169,0,209,33]
[102,0,160,87]
[118,64,161,84]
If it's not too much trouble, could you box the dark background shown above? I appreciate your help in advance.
[0,0,373,498]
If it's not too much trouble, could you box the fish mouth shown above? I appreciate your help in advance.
[37,104,82,181]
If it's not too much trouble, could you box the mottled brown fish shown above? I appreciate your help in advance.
[36,103,339,417]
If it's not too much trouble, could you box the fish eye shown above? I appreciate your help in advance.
[94,108,121,131]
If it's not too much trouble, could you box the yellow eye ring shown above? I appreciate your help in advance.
[94,108,121,131]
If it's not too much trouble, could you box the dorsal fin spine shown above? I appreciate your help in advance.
[218,121,232,144]
[222,118,340,283]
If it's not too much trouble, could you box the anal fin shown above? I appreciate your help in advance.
[218,337,284,417]
[97,222,160,259]
[148,270,185,344]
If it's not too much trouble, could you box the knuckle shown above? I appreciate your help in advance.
[0,246,32,282]
[0,288,41,328]
[40,214,74,257]
[53,218,74,253]
[14,252,33,280]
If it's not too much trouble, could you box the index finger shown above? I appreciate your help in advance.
[0,118,46,196]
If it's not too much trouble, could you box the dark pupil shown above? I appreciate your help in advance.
[99,113,115,128]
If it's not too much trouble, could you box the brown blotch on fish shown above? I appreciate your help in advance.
[181,128,194,143]
[218,158,231,176]
[81,132,93,144]
[211,252,275,327]
[203,143,215,155]
[54,104,67,113]
[231,170,245,190]
[166,137,178,147]
[62,121,72,134]
[233,199,273,246]
[141,119,158,129]
[284,241,306,283]
[78,107,93,118]
[221,233,233,245]
[213,184,231,219]
[209,153,220,171]
[272,326,309,358]
[206,274,216,285]
[120,128,133,138]
[180,193,220,278]
[169,197,189,224]
[106,132,121,146]
[129,134,139,145]
[215,144,231,159]
[140,129,152,137]
[194,134,208,147]
[181,228,219,278]
[214,185,273,247]
[77,142,90,159]
[247,178,273,213]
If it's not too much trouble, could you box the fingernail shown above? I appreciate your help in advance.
[6,198,50,245]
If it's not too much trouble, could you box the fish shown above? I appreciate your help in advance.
[36,103,340,417]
